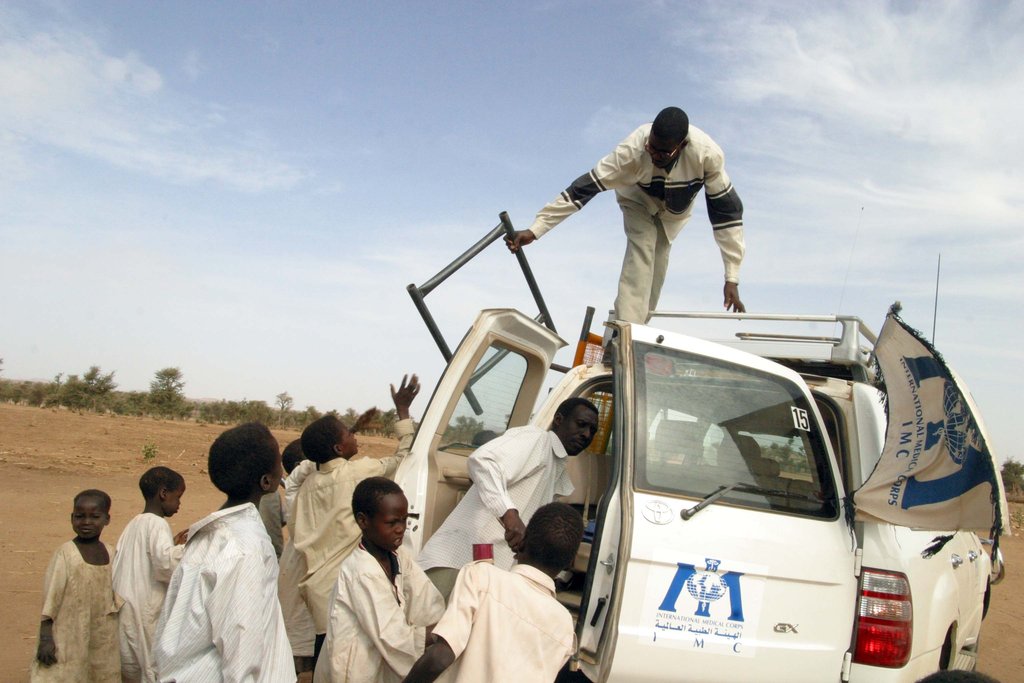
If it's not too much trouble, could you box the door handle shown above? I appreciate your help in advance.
[950,553,963,568]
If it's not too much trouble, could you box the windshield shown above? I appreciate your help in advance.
[634,342,839,519]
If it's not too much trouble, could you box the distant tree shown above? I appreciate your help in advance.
[111,391,148,417]
[341,408,361,428]
[379,408,398,436]
[300,405,322,427]
[443,415,486,446]
[58,374,89,410]
[241,399,273,424]
[149,367,187,418]
[1001,458,1024,496]
[276,391,294,413]
[81,366,116,411]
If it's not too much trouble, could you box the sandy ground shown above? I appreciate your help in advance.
[0,403,1020,681]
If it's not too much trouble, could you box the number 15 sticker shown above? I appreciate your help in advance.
[791,407,810,431]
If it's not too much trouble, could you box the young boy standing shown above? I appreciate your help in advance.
[152,422,294,682]
[112,466,187,683]
[288,375,420,667]
[402,502,584,683]
[31,489,121,682]
[313,477,445,683]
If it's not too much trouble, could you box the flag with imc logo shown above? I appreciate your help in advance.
[854,306,1008,535]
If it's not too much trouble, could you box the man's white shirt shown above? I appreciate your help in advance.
[417,426,573,572]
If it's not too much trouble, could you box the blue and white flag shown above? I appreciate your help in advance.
[854,307,1008,534]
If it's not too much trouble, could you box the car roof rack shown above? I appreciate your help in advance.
[641,311,879,377]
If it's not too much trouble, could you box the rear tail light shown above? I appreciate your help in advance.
[853,568,912,667]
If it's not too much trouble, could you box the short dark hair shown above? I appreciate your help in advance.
[352,476,404,519]
[554,397,599,421]
[301,415,344,464]
[281,439,305,474]
[652,106,689,144]
[74,489,112,513]
[524,502,584,571]
[208,422,278,499]
[139,466,185,500]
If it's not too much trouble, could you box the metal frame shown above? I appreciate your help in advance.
[407,211,557,365]
[407,212,562,414]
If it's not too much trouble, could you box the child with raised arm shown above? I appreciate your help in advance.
[287,374,420,669]
[402,502,584,683]
[112,466,187,683]
[152,422,294,682]
[31,489,121,682]
[313,477,445,683]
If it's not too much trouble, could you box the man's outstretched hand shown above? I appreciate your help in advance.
[391,374,420,420]
[724,282,746,313]
[504,230,536,253]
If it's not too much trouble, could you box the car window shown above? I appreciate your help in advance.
[440,344,527,450]
[635,343,838,519]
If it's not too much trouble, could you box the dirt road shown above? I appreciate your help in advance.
[0,404,1019,681]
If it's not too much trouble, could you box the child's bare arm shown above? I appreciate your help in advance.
[402,637,455,683]
[36,619,57,666]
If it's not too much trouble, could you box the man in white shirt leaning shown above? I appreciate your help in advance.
[416,397,598,601]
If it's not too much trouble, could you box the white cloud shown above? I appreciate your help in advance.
[0,13,305,192]
[182,49,203,82]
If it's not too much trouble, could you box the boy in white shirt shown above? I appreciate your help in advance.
[402,502,584,683]
[152,422,294,682]
[314,477,445,683]
[112,466,187,683]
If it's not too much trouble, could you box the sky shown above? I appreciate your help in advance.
[1,1,1021,461]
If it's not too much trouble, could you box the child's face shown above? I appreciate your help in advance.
[359,493,409,552]
[71,498,110,541]
[336,423,358,458]
[160,485,185,517]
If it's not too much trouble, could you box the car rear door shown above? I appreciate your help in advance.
[583,323,858,682]
[394,308,566,555]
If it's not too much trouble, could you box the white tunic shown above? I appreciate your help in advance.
[152,503,295,683]
[112,513,184,683]
[313,544,445,683]
[417,426,573,572]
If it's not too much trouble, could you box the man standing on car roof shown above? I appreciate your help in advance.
[417,397,599,602]
[506,106,746,324]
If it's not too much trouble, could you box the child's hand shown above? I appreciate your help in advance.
[36,637,57,666]
[391,374,420,419]
[173,529,189,545]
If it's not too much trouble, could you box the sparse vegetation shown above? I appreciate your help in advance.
[141,440,159,461]
[1000,458,1024,503]
[0,364,402,436]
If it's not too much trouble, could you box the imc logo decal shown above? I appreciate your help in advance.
[659,558,745,621]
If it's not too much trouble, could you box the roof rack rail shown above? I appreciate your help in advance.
[641,311,878,367]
